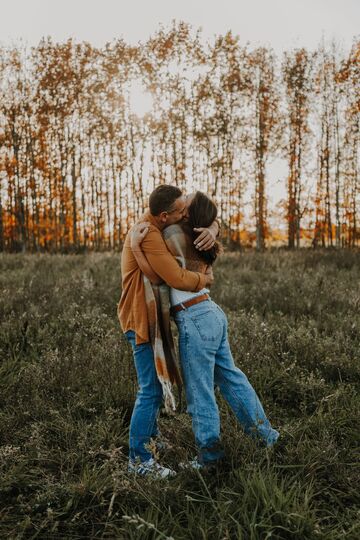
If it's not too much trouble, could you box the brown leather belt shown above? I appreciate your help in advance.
[170,293,210,314]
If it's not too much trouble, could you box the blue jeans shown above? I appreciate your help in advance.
[173,299,279,465]
[125,330,163,462]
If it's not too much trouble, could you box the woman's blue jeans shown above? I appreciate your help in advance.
[125,330,162,462]
[173,299,279,465]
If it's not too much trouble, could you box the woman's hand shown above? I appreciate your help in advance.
[130,221,151,250]
[130,222,163,285]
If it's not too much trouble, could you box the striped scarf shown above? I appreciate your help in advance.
[143,279,181,414]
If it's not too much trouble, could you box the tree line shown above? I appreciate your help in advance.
[0,22,359,252]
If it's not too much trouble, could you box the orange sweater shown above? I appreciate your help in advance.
[118,213,207,344]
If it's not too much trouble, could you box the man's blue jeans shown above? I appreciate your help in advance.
[173,299,279,465]
[125,330,162,462]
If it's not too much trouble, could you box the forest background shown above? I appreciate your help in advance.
[0,15,359,252]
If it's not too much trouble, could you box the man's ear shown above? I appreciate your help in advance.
[159,211,168,223]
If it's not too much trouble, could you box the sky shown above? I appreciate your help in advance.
[0,0,358,53]
[0,0,358,223]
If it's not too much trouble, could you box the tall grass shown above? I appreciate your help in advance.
[0,251,359,539]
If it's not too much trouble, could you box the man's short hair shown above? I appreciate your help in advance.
[149,185,182,216]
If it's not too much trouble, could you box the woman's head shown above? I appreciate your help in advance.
[185,191,221,265]
[186,191,218,229]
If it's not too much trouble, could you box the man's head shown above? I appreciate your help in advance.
[149,185,186,226]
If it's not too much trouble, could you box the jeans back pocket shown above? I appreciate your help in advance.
[190,310,223,342]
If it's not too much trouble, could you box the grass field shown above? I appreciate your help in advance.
[0,250,359,539]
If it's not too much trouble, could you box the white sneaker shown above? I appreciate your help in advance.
[128,458,176,479]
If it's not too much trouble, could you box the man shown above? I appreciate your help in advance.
[118,185,218,478]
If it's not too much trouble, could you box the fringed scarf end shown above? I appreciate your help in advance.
[160,379,177,414]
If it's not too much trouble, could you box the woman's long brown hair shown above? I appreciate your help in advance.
[185,191,221,265]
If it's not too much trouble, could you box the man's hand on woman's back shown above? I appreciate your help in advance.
[193,220,219,251]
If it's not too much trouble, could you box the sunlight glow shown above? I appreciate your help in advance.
[128,80,154,118]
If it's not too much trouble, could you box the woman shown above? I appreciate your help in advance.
[131,191,279,468]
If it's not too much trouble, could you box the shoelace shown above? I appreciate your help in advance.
[129,459,176,478]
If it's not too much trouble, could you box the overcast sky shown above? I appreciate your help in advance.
[0,0,359,53]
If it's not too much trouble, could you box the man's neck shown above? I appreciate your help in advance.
[146,212,166,231]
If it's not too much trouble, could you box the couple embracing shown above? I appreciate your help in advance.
[118,185,279,478]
